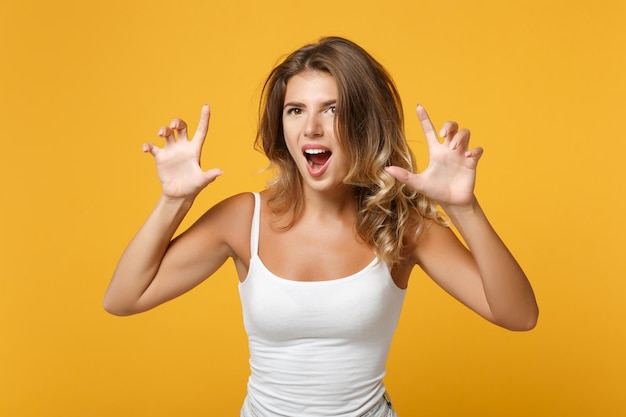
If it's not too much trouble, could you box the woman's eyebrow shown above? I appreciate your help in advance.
[283,99,337,109]
[283,101,304,109]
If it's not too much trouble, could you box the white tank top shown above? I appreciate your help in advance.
[239,193,406,416]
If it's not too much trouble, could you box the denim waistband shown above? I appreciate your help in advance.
[359,391,394,417]
[240,392,396,417]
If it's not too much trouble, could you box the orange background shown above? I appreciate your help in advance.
[1,0,625,415]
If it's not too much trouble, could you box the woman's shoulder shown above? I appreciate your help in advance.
[401,212,450,261]
[220,191,257,205]
[208,190,275,230]
[191,192,260,262]
[208,192,258,220]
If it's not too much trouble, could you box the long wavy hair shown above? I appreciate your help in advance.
[255,36,445,266]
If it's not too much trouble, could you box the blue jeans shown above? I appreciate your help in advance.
[240,392,399,417]
[360,392,398,417]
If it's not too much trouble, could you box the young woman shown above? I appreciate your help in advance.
[104,36,538,417]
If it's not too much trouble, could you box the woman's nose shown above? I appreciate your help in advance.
[304,114,323,137]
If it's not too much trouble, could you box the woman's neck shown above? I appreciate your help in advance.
[300,185,357,222]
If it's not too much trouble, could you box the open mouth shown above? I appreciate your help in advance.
[304,148,332,170]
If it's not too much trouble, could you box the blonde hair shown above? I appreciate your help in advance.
[255,37,445,266]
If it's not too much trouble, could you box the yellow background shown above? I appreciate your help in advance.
[1,0,625,415]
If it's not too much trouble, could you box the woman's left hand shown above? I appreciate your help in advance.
[386,105,483,207]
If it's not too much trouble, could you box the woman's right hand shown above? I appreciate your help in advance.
[142,104,223,200]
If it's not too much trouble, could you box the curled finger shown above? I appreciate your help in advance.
[450,128,471,151]
[465,146,484,161]
[169,118,188,141]
[158,126,176,145]
[142,142,160,157]
[439,121,458,144]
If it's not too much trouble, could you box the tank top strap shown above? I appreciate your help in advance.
[250,192,261,256]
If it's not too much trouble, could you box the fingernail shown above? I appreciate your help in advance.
[440,129,447,137]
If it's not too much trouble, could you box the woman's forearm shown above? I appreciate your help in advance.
[441,197,539,330]
[103,195,194,316]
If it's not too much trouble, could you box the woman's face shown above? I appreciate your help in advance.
[282,70,349,193]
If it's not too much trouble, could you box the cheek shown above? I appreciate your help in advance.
[324,116,337,134]
[282,118,298,140]
[334,143,352,172]
[281,128,299,159]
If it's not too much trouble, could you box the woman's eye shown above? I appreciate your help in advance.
[286,108,302,115]
[326,106,336,114]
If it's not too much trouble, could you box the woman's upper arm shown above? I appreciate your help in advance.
[413,221,494,322]
[135,192,254,312]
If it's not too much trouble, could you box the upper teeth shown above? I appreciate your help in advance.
[304,149,326,155]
